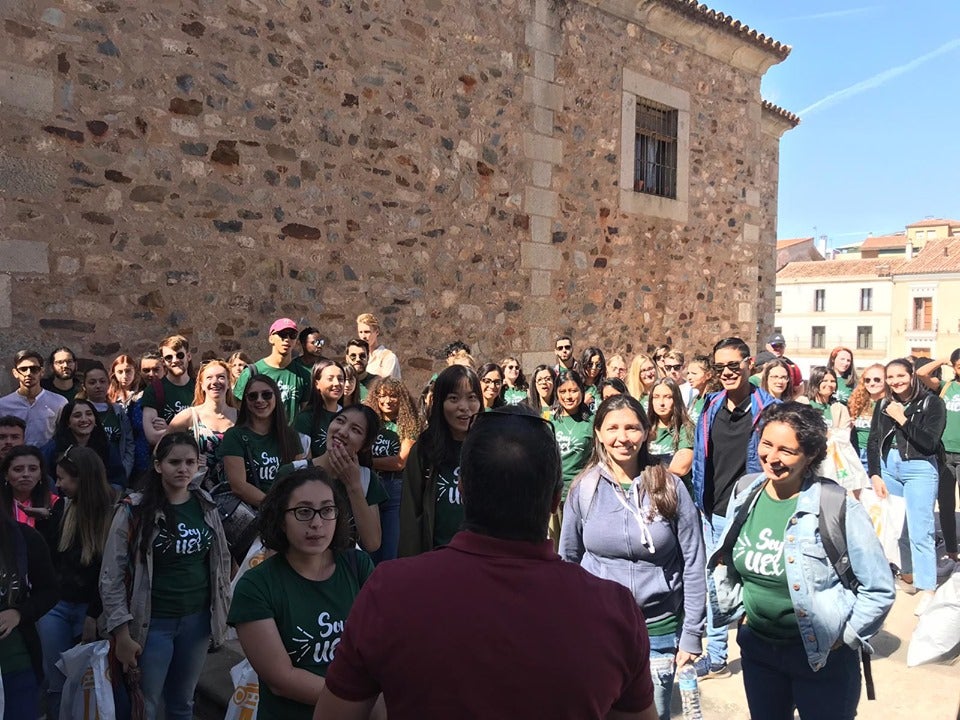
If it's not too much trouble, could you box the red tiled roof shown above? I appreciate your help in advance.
[905,218,960,229]
[778,258,903,280]
[895,238,960,275]
[859,233,907,251]
[762,100,801,127]
[777,237,814,249]
[658,1,791,59]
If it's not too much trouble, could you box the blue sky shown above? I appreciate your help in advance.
[715,1,960,247]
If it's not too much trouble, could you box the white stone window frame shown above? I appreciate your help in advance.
[620,68,690,222]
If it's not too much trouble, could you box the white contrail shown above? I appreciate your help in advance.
[799,38,960,116]
[781,7,878,22]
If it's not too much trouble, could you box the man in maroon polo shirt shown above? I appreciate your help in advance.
[316,405,657,720]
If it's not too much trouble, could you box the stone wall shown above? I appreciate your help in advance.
[0,0,790,390]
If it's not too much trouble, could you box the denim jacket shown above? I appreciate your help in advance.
[707,474,895,670]
[99,490,231,646]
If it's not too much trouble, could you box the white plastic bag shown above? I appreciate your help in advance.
[858,489,906,568]
[818,431,869,492]
[907,570,960,666]
[230,537,268,596]
[56,640,115,720]
[225,658,260,720]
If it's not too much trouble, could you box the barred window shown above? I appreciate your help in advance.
[634,100,678,199]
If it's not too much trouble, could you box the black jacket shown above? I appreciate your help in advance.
[37,498,103,618]
[867,391,946,478]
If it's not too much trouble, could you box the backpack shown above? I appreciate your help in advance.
[727,473,875,699]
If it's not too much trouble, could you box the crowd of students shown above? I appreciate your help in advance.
[0,313,956,719]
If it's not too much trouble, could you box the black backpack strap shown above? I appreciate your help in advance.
[817,481,859,593]
[718,481,765,566]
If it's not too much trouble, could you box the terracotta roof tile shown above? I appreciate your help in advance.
[778,258,903,280]
[762,100,801,127]
[905,218,960,229]
[895,238,960,275]
[658,1,791,59]
[777,237,814,250]
[859,233,907,251]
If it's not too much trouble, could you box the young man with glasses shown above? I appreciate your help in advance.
[233,318,312,424]
[0,350,68,446]
[142,335,197,445]
[344,339,376,401]
[40,346,80,402]
[294,325,327,372]
[554,335,578,374]
[318,405,658,720]
[691,337,778,680]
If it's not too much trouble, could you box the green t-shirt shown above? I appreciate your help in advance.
[853,406,874,452]
[96,403,121,444]
[233,360,311,425]
[835,381,854,405]
[647,425,693,460]
[293,406,340,457]
[940,380,960,453]
[810,400,833,426]
[151,495,212,618]
[432,454,463,548]
[688,395,707,426]
[142,376,196,423]
[551,413,594,499]
[0,627,31,674]
[216,426,283,492]
[370,421,402,482]
[228,550,374,720]
[503,387,527,405]
[732,491,799,642]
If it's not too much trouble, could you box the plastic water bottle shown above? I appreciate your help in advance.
[677,664,703,720]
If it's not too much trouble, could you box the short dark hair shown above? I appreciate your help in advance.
[460,405,561,542]
[258,468,352,554]
[597,377,628,396]
[13,350,43,367]
[757,402,828,468]
[712,337,751,360]
[443,340,471,357]
[346,338,370,353]
[951,348,960,365]
[0,416,26,432]
[299,326,320,346]
[555,335,572,346]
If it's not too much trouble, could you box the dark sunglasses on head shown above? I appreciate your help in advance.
[711,360,745,375]
[246,390,275,402]
[275,330,298,340]
[163,351,186,363]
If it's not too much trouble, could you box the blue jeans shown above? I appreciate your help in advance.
[139,610,211,720]
[738,624,860,720]
[881,449,939,590]
[37,600,89,719]
[648,630,681,720]
[372,474,402,564]
[703,513,730,666]
[2,668,38,720]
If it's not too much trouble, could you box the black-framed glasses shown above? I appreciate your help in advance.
[663,363,683,372]
[711,360,745,375]
[162,351,186,363]
[245,390,275,402]
[480,377,503,386]
[15,365,42,375]
[286,506,339,522]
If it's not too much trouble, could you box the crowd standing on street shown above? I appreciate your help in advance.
[0,315,957,719]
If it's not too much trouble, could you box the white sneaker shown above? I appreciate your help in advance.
[915,592,935,616]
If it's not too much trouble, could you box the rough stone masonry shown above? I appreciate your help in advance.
[0,0,796,387]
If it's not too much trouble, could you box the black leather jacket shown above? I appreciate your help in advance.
[866,391,946,477]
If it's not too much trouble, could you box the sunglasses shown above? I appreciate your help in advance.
[863,377,884,384]
[556,345,572,351]
[504,364,519,370]
[275,330,298,340]
[286,506,339,522]
[310,339,325,348]
[245,390,275,402]
[15,365,42,375]
[162,351,186,363]
[663,363,682,372]
[711,360,745,375]
[586,361,603,369]
[771,344,785,350]
[347,352,368,360]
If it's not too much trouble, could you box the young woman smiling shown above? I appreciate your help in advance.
[800,366,852,433]
[229,469,375,720]
[559,394,705,720]
[477,362,506,411]
[399,366,481,556]
[579,347,607,411]
[294,360,346,458]
[41,399,111,486]
[528,364,557,416]
[827,347,858,406]
[499,356,528,405]
[847,363,886,470]
[627,353,659,407]
[78,364,134,489]
[168,360,237,489]
[226,352,252,392]
[868,359,946,612]
[100,433,230,720]
[548,370,594,547]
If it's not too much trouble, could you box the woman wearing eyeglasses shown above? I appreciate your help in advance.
[827,347,858,406]
[478,363,506,411]
[652,345,671,377]
[579,347,607,412]
[559,394,705,720]
[847,364,886,471]
[528,365,557,416]
[294,360,346,458]
[100,433,230,720]
[868,359,946,613]
[229,468,375,720]
[499,357,528,405]
[627,353,659,407]
[760,359,796,402]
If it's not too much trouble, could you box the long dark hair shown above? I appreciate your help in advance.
[581,394,678,519]
[1,445,52,509]
[884,358,926,405]
[579,346,607,386]
[806,366,837,404]
[330,405,380,470]
[56,446,113,565]
[527,365,557,410]
[647,378,694,452]
[552,370,590,420]
[52,399,110,466]
[236,375,300,464]
[477,362,506,409]
[137,433,200,560]
[418,366,481,471]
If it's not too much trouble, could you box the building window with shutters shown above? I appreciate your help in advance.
[856,326,873,350]
[775,291,782,312]
[811,325,826,349]
[912,297,933,330]
[860,288,872,312]
[814,289,825,312]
